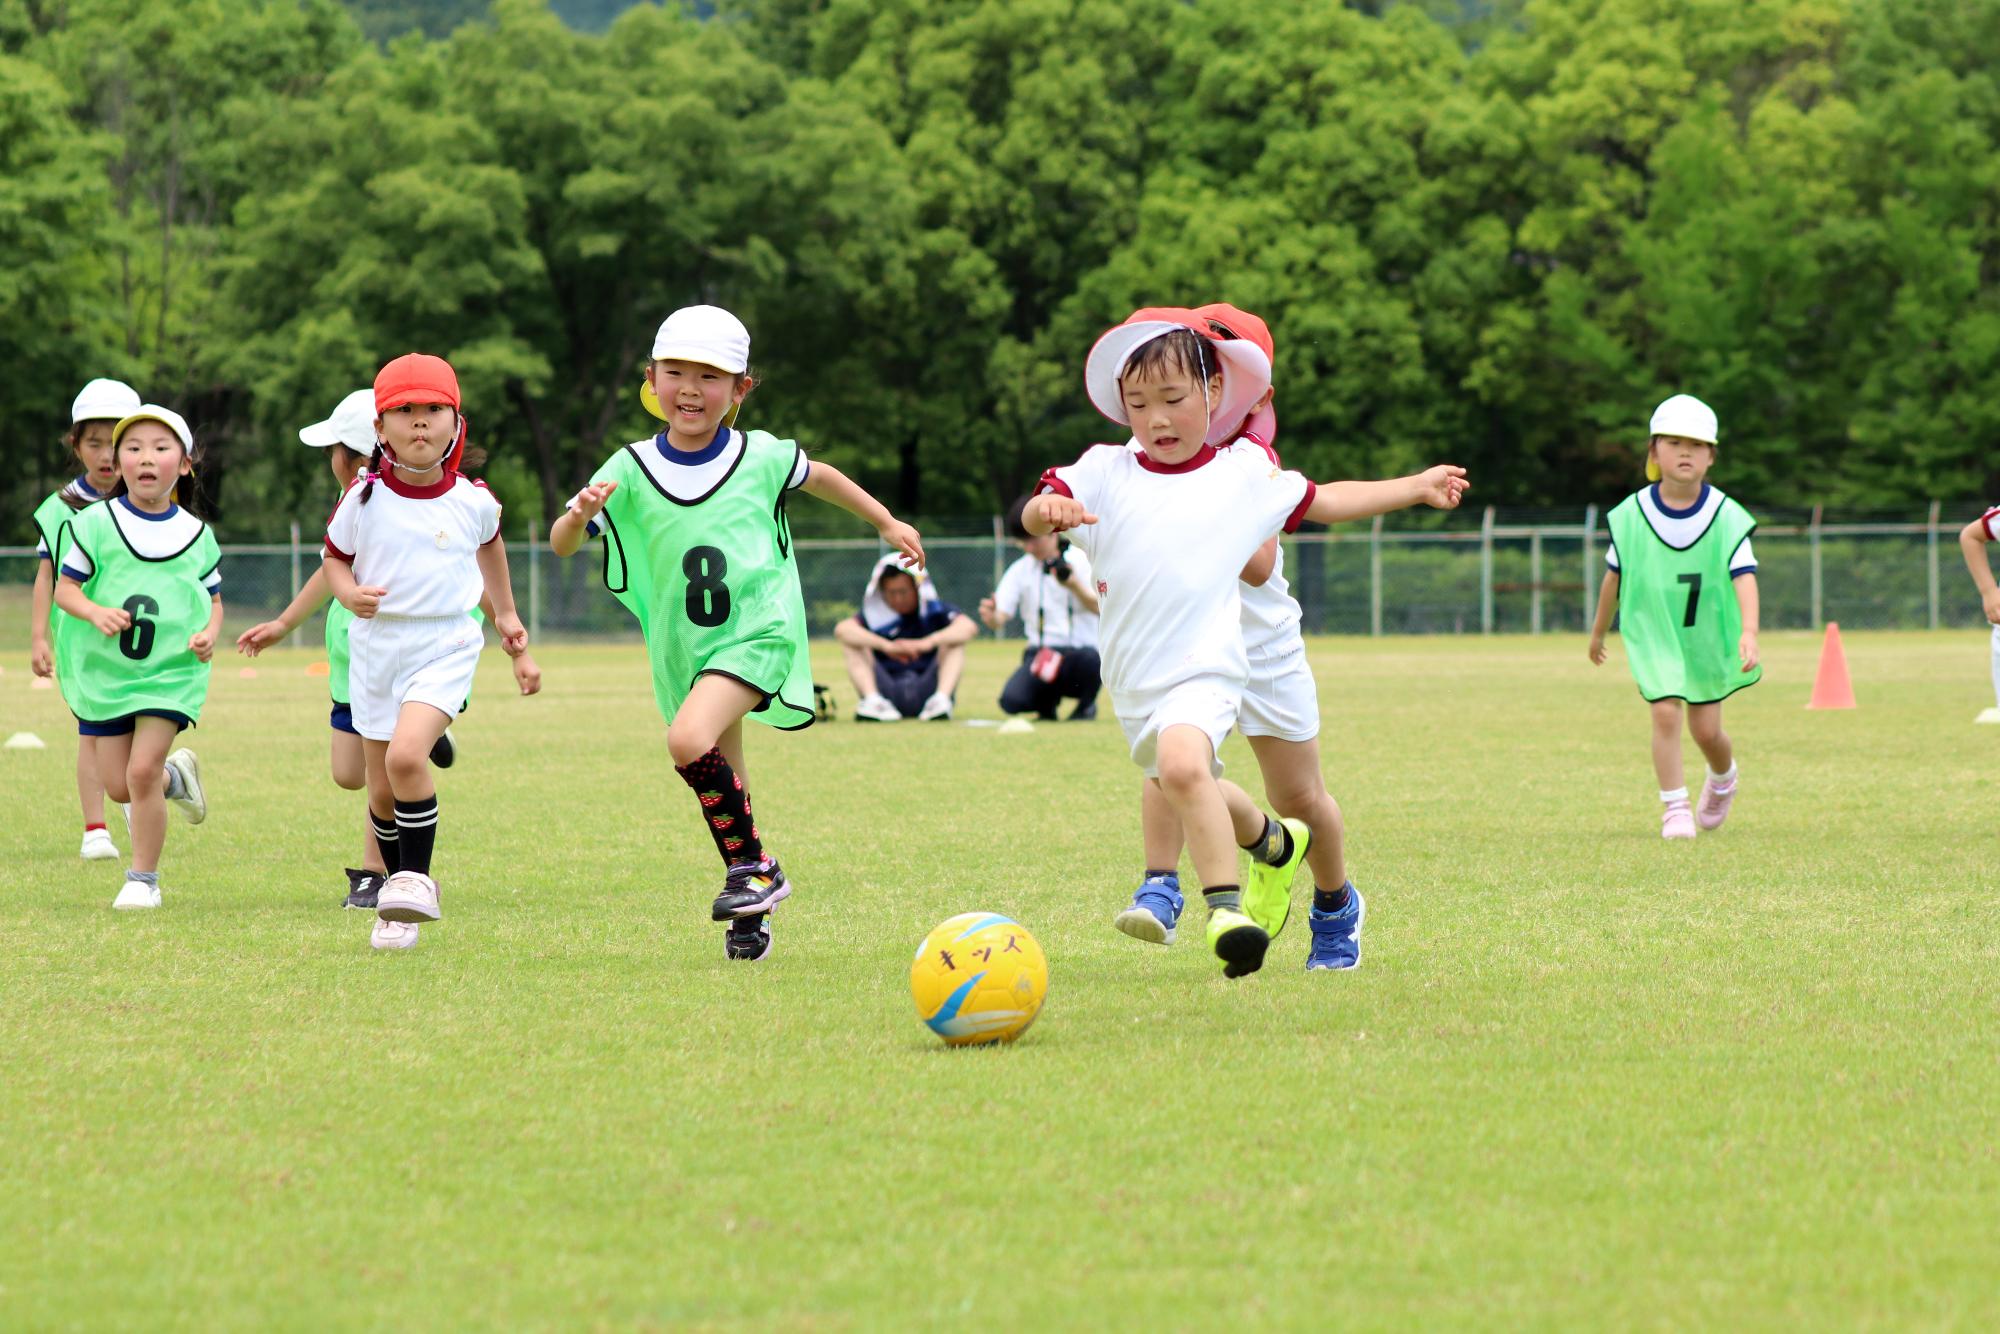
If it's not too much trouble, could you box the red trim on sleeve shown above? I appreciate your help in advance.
[323,539,354,562]
[1983,507,2000,541]
[1282,481,1317,533]
[1036,469,1074,499]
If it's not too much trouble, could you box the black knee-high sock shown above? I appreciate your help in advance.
[395,795,439,876]
[370,811,401,876]
[675,747,763,866]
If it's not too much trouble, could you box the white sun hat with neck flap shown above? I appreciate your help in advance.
[72,378,142,425]
[1084,309,1272,448]
[299,388,379,451]
[640,304,751,424]
[1647,394,1719,481]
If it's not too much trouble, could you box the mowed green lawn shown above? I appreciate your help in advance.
[2,630,1997,1328]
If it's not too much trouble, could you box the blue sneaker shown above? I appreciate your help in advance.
[1114,873,1183,945]
[1305,888,1364,971]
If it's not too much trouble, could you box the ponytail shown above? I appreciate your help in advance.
[359,445,384,505]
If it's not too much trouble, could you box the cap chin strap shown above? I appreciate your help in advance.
[379,417,466,478]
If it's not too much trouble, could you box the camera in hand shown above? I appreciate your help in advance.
[1044,537,1073,584]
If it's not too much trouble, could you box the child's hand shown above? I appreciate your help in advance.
[1588,634,1607,666]
[85,602,131,637]
[1416,465,1470,510]
[512,651,542,696]
[1982,587,2000,625]
[236,620,288,657]
[495,613,528,655]
[879,519,926,572]
[1037,495,1097,533]
[189,629,216,663]
[30,637,53,678]
[568,481,617,522]
[1739,631,1760,673]
[342,585,388,618]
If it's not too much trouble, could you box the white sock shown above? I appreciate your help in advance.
[1707,764,1737,788]
[1990,623,2000,707]
[1660,787,1689,804]
[162,765,185,800]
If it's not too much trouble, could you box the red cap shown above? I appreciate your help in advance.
[374,354,461,414]
[1194,303,1274,366]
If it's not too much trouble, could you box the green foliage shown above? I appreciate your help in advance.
[8,0,2000,541]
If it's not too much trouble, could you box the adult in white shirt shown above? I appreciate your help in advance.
[978,496,1103,720]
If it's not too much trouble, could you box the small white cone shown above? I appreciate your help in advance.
[1976,707,2000,724]
[4,732,47,750]
[996,717,1036,735]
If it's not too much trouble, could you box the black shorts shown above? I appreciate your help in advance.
[77,709,192,737]
[330,700,359,735]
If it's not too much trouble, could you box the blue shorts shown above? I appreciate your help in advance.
[330,700,358,735]
[77,710,192,737]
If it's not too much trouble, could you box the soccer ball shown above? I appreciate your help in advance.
[910,913,1048,1046]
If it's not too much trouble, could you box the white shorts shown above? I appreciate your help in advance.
[1117,676,1241,780]
[1238,641,1320,742]
[347,613,482,741]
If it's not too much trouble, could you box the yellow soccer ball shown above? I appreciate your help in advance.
[910,913,1048,1046]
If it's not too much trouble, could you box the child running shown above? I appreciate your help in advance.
[322,355,527,949]
[1031,311,1467,978]
[549,304,924,961]
[238,388,540,920]
[1588,394,1761,839]
[1113,304,1364,970]
[31,378,143,862]
[53,405,219,909]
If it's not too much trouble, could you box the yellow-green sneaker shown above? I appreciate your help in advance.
[1242,817,1309,941]
[1206,906,1269,979]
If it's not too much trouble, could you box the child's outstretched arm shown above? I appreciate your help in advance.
[550,481,617,559]
[30,561,56,677]
[1960,518,2000,625]
[1732,572,1760,672]
[476,539,528,654]
[1303,465,1468,526]
[237,566,334,656]
[53,573,131,638]
[801,463,925,570]
[1588,571,1620,664]
[1022,493,1097,536]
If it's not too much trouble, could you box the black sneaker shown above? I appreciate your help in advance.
[429,727,456,769]
[711,856,792,920]
[343,867,383,911]
[724,914,772,961]
[1068,699,1098,721]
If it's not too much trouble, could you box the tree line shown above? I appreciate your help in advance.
[6,0,1999,541]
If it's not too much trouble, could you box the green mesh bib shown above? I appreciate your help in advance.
[1608,489,1761,704]
[55,502,219,723]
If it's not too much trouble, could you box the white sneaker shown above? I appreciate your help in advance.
[917,692,954,721]
[377,870,441,923]
[164,748,206,825]
[112,878,161,910]
[370,919,421,950]
[854,693,902,723]
[80,828,120,861]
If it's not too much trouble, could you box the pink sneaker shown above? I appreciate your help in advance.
[1661,801,1696,840]
[1697,775,1737,830]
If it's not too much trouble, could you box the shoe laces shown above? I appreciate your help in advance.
[724,857,777,890]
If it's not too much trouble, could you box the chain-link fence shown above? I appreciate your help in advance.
[2,504,1991,649]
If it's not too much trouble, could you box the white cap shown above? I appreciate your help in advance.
[1649,394,1718,444]
[113,405,197,460]
[650,304,750,374]
[71,378,142,425]
[300,389,379,451]
[1084,321,1272,448]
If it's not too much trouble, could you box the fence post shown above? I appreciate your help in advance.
[1529,528,1543,635]
[992,514,1006,604]
[288,521,301,646]
[1369,514,1384,637]
[1928,498,1942,631]
[1809,504,1824,629]
[1479,506,1495,634]
[1581,504,1598,630]
[527,519,541,644]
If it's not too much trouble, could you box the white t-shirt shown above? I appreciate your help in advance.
[1605,484,1756,574]
[1039,440,1314,713]
[580,429,810,535]
[1167,431,1306,659]
[1980,505,2000,541]
[324,471,502,618]
[993,549,1099,649]
[61,498,222,594]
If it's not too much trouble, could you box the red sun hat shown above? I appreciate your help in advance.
[1195,303,1274,366]
[374,353,461,414]
[1084,308,1272,447]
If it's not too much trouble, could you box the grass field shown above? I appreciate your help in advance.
[3,630,1998,1328]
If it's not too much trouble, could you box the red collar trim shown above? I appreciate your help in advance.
[1132,443,1216,474]
[377,467,456,499]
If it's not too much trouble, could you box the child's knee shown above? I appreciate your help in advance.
[666,725,713,769]
[1650,700,1683,732]
[126,762,163,797]
[383,740,429,789]
[1270,781,1337,825]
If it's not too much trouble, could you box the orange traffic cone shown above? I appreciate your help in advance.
[1807,621,1856,709]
